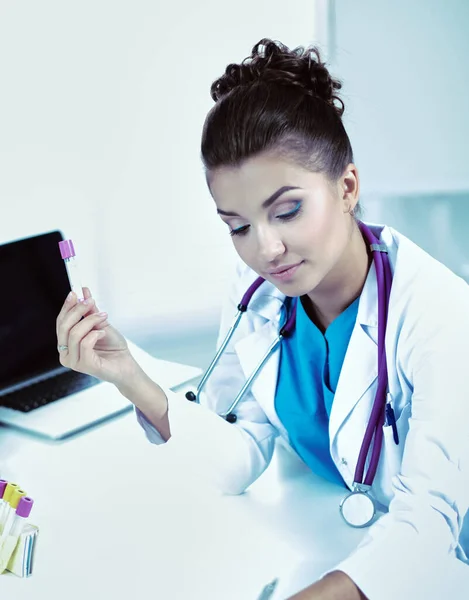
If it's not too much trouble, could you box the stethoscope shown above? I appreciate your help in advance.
[186,221,398,528]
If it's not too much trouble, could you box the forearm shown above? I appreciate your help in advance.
[117,361,171,441]
[288,571,366,600]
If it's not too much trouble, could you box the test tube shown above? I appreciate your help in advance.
[0,480,8,518]
[0,486,26,542]
[0,482,19,532]
[4,496,33,539]
[58,239,85,301]
[1,487,26,537]
[0,497,34,575]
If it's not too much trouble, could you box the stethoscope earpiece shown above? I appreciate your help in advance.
[185,390,197,401]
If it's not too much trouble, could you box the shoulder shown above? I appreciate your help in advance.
[372,222,469,304]
[375,223,469,343]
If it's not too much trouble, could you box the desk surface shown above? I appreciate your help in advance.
[0,344,366,599]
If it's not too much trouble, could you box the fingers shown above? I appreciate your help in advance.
[56,296,98,348]
[56,287,110,365]
[81,288,108,326]
[57,296,93,341]
[56,290,77,336]
[56,289,92,336]
[61,311,108,367]
[78,328,106,362]
[57,285,106,332]
[82,287,98,315]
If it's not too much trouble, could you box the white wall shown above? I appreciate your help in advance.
[0,0,316,337]
[2,1,467,340]
[329,0,469,197]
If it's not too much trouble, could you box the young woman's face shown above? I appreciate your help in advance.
[208,153,359,297]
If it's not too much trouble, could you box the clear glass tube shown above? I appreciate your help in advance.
[63,255,84,301]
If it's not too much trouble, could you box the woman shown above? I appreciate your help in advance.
[56,39,469,599]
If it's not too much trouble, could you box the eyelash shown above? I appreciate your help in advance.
[229,202,303,237]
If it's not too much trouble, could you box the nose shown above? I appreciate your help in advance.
[257,226,285,263]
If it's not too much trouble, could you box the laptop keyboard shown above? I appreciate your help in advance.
[0,370,101,412]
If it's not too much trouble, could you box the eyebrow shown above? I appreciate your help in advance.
[216,185,302,217]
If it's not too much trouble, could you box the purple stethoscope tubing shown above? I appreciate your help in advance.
[354,222,392,487]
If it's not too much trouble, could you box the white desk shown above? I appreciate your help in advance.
[0,344,367,599]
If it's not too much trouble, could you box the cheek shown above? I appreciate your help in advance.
[294,208,346,261]
[231,237,256,267]
[290,214,330,252]
[319,219,352,267]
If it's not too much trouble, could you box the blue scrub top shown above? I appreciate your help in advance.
[275,295,359,485]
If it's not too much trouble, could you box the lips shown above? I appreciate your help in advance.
[268,262,302,275]
[266,261,304,282]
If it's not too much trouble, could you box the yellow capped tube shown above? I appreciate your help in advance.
[9,488,27,510]
[2,483,18,505]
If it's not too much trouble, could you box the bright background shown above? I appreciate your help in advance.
[1,0,468,367]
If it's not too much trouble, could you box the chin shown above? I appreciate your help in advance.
[290,275,325,298]
[270,277,318,298]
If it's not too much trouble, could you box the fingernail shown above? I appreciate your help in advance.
[98,330,106,337]
[97,312,107,317]
[66,291,74,301]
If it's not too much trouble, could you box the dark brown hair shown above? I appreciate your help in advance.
[201,38,354,183]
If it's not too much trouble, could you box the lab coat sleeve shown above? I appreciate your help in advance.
[135,259,278,496]
[329,285,469,599]
[134,405,165,444]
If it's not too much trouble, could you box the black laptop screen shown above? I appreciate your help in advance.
[0,230,71,391]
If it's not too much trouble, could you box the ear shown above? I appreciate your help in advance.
[339,163,360,213]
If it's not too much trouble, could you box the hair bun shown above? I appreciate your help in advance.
[210,38,344,117]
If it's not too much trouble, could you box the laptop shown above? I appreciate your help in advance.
[0,230,200,440]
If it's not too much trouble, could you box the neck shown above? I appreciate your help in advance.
[304,222,372,331]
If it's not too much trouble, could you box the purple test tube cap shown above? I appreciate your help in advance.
[59,239,76,260]
[16,496,34,518]
[0,479,7,498]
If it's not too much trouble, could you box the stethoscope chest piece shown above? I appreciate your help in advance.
[339,485,377,528]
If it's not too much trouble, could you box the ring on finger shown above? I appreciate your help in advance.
[57,344,69,352]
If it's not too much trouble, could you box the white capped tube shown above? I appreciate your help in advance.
[0,482,19,532]
[0,480,9,534]
[0,497,34,575]
[58,239,85,301]
[0,486,26,542]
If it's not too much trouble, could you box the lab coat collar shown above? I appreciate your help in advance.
[247,278,287,324]
[356,261,379,329]
[328,315,378,446]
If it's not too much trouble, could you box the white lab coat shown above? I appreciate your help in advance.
[137,223,469,599]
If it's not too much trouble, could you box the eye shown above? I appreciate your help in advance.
[276,201,302,221]
[228,201,303,237]
[229,224,250,237]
